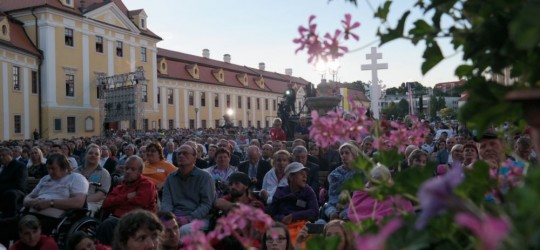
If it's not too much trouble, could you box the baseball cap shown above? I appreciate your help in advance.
[284,162,307,177]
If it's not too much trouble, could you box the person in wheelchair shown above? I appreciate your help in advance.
[9,215,59,250]
[23,153,89,231]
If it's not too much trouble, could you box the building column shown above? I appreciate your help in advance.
[161,87,167,128]
[175,88,180,129]
[2,62,10,139]
[23,68,30,138]
[183,89,189,128]
[82,33,90,107]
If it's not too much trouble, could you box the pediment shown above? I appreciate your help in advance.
[85,2,140,33]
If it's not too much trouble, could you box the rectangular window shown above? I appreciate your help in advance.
[265,120,269,128]
[215,119,220,128]
[247,97,251,109]
[13,66,20,91]
[14,115,22,134]
[157,88,160,104]
[226,95,231,108]
[273,100,276,111]
[143,119,149,131]
[214,93,219,107]
[65,28,73,46]
[95,36,103,53]
[189,91,194,106]
[248,120,252,128]
[65,74,74,97]
[237,96,242,109]
[141,19,146,29]
[31,71,38,94]
[158,119,162,129]
[67,116,76,133]
[265,99,269,110]
[168,119,174,129]
[257,121,261,129]
[116,41,123,57]
[167,89,174,104]
[201,92,206,107]
[189,119,195,129]
[202,120,207,129]
[142,85,148,102]
[141,47,147,62]
[54,118,62,131]
[256,98,260,110]
[238,120,242,127]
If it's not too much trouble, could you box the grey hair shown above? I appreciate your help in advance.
[126,155,145,171]
[292,146,308,156]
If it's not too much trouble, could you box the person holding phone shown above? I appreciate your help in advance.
[294,220,353,250]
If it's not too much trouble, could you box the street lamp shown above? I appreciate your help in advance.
[194,107,199,129]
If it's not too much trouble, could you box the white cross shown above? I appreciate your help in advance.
[361,47,388,119]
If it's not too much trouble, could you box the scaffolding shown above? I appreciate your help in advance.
[97,67,147,135]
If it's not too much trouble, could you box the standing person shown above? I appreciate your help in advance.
[260,150,291,205]
[270,118,286,142]
[75,144,111,214]
[0,147,27,218]
[161,144,215,235]
[8,215,58,250]
[112,210,162,250]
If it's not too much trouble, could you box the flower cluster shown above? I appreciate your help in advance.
[293,14,360,63]
[309,104,371,149]
[374,116,428,153]
[180,220,213,250]
[455,213,509,250]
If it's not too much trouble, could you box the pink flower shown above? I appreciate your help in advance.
[323,30,349,60]
[342,13,361,41]
[373,116,428,153]
[293,15,324,63]
[355,219,402,250]
[455,213,509,250]
[207,204,273,249]
[180,220,214,250]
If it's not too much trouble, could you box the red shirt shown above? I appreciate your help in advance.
[270,127,286,141]
[101,175,157,217]
[9,235,58,250]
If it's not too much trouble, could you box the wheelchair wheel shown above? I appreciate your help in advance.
[56,216,100,250]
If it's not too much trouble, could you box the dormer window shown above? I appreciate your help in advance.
[2,25,6,35]
[141,19,146,29]
[60,0,74,8]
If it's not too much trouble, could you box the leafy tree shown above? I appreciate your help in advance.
[397,98,410,117]
[382,102,399,119]
[349,80,367,92]
[429,95,438,120]
[439,107,456,120]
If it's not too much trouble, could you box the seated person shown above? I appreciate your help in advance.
[0,147,27,218]
[142,143,177,191]
[261,222,293,250]
[112,210,163,250]
[0,154,88,246]
[161,144,216,235]
[75,144,111,214]
[214,172,265,213]
[156,211,180,250]
[347,165,413,223]
[8,215,59,250]
[260,150,291,205]
[268,162,318,243]
[97,155,158,245]
[295,220,354,250]
[67,231,109,250]
[205,148,238,198]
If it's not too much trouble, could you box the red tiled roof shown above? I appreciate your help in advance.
[0,0,161,40]
[0,16,40,56]
[157,48,308,95]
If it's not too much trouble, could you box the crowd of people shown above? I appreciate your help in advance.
[0,116,536,250]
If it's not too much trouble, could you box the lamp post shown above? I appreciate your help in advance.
[194,107,199,129]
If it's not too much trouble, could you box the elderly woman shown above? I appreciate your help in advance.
[23,154,88,234]
[268,162,318,243]
[463,142,479,167]
[142,142,177,190]
[261,150,291,204]
[74,144,111,214]
[204,148,237,198]
[324,143,364,221]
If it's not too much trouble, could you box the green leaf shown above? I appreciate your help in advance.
[509,2,540,49]
[454,64,473,78]
[421,41,444,74]
[455,161,495,203]
[378,11,410,45]
[306,235,341,250]
[374,0,392,20]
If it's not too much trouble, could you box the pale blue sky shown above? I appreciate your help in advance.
[127,0,464,88]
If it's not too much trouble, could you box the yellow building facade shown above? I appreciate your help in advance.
[1,0,307,140]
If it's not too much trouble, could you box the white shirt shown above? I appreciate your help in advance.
[261,168,288,204]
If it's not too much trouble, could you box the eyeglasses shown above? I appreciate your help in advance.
[265,236,287,244]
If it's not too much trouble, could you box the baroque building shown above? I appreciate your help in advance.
[0,0,307,140]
